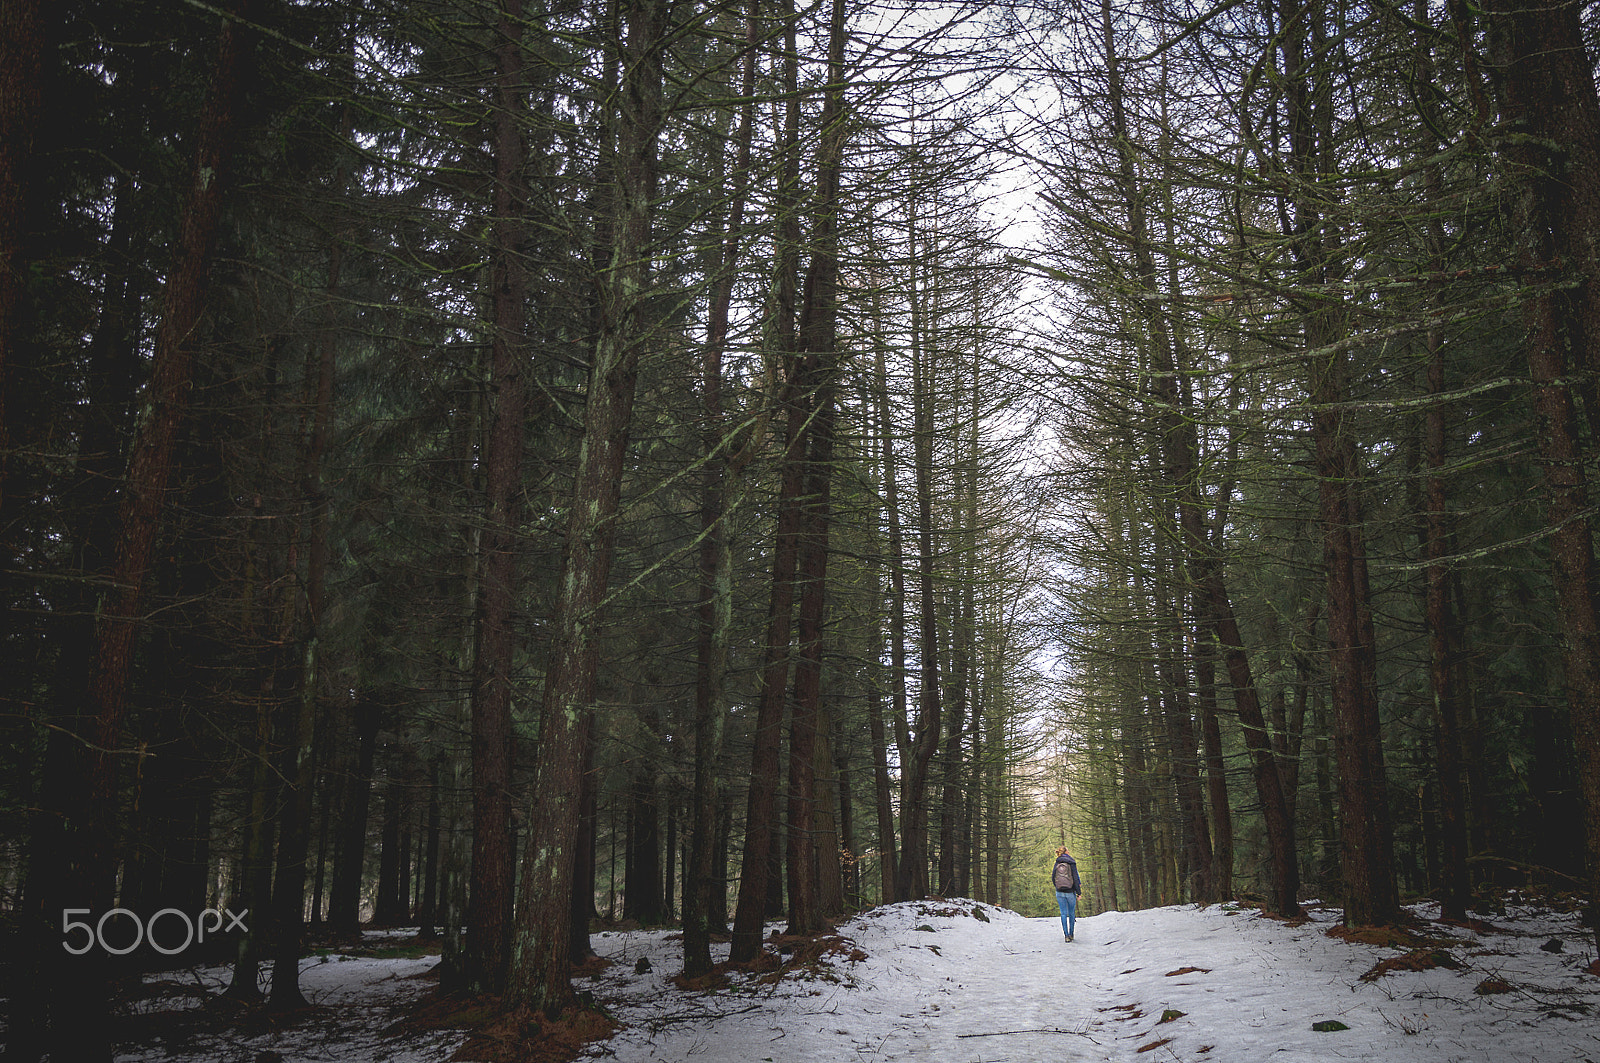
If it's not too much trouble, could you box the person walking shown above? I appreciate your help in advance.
[1052,846,1081,941]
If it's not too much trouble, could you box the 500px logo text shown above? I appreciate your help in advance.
[62,907,248,955]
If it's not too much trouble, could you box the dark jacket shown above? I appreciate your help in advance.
[1052,853,1080,894]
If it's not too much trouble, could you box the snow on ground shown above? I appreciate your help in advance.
[97,897,1599,1063]
[112,940,463,1063]
[581,897,1599,1063]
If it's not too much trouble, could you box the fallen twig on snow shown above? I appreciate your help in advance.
[646,1002,763,1029]
[958,1023,1095,1040]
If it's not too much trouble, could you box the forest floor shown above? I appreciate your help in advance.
[88,893,1600,1063]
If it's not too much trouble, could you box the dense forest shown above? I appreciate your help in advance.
[3,0,1599,1056]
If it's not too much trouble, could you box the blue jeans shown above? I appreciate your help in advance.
[1056,890,1077,938]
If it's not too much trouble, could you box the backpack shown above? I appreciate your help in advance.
[1052,856,1080,893]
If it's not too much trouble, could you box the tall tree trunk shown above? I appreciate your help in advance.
[506,0,666,1016]
[784,0,848,934]
[897,192,943,903]
[865,618,899,903]
[1117,501,1156,910]
[765,804,786,918]
[1407,0,1471,920]
[1278,0,1397,926]
[963,711,981,900]
[1110,748,1136,908]
[835,734,856,907]
[437,366,484,988]
[375,778,405,924]
[418,753,442,934]
[938,603,969,898]
[310,767,332,926]
[330,695,381,932]
[224,678,277,1001]
[1094,767,1120,912]
[729,0,807,963]
[264,566,321,1009]
[940,316,983,899]
[464,0,532,995]
[866,288,905,903]
[662,797,676,920]
[438,713,472,981]
[984,630,1005,906]
[624,701,663,924]
[683,0,759,980]
[1194,640,1233,900]
[812,697,845,913]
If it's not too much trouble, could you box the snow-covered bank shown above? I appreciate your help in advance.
[90,897,1599,1062]
[583,897,1599,1063]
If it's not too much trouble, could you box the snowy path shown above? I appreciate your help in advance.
[583,898,1600,1063]
[587,899,1099,1062]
